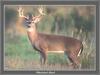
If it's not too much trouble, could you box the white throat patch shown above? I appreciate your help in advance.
[27,27,34,32]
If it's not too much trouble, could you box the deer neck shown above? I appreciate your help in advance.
[27,25,38,43]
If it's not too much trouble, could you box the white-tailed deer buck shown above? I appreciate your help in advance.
[18,7,83,69]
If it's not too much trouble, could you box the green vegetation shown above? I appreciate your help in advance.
[5,35,67,63]
[5,35,38,60]
[4,34,96,70]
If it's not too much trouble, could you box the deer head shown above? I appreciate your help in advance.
[18,7,45,28]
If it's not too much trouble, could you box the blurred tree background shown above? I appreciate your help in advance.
[4,5,96,70]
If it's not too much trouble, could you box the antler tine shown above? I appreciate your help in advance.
[18,7,27,18]
[18,7,23,17]
[38,7,45,15]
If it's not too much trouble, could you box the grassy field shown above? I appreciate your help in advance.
[4,34,96,71]
[4,35,68,70]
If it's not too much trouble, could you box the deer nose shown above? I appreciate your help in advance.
[28,22,31,24]
[27,21,31,24]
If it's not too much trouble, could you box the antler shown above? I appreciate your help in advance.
[32,7,45,23]
[38,7,45,15]
[18,7,28,19]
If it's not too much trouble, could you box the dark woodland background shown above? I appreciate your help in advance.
[4,5,96,71]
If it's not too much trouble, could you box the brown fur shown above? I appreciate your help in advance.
[27,30,83,68]
[25,14,83,69]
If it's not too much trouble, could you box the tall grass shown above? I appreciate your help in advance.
[5,34,68,64]
[4,34,96,70]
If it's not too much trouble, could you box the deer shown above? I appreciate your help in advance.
[18,7,83,69]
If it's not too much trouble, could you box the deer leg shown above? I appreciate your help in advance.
[40,53,44,65]
[43,52,47,65]
[64,52,73,68]
[39,51,47,65]
[68,52,81,69]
